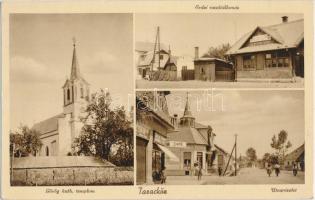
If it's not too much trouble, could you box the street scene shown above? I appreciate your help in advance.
[166,168,304,185]
[136,90,304,185]
[135,13,304,89]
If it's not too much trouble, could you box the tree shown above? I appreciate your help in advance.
[262,153,271,164]
[270,130,292,164]
[10,125,43,157]
[262,153,279,166]
[202,43,231,60]
[246,147,257,161]
[246,147,257,167]
[76,90,134,166]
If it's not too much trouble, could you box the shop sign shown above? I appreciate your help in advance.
[168,141,187,148]
[250,34,271,43]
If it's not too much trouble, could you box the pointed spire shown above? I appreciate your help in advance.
[183,92,194,118]
[70,37,81,80]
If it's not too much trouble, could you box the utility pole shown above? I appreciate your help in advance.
[234,134,237,176]
[157,26,160,70]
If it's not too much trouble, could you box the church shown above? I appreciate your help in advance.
[32,41,90,156]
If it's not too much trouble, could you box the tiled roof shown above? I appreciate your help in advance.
[227,19,303,55]
[13,156,115,169]
[195,122,208,129]
[136,93,174,129]
[168,126,207,145]
[32,113,65,134]
[195,57,228,63]
[137,50,172,68]
[168,125,230,156]
[285,143,304,161]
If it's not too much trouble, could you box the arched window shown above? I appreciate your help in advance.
[67,89,70,100]
[45,146,49,156]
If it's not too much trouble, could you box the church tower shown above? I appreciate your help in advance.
[62,39,90,143]
[180,93,195,127]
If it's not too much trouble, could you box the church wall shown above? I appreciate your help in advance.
[39,132,59,156]
[12,166,133,186]
[58,115,72,156]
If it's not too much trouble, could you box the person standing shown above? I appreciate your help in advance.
[197,164,203,180]
[160,167,166,184]
[218,166,222,176]
[266,164,272,177]
[274,163,280,177]
[292,163,298,176]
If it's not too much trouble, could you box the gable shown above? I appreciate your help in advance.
[226,19,304,55]
[241,27,279,49]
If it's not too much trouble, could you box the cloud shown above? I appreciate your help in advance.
[10,56,63,83]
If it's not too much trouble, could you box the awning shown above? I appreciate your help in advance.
[156,144,180,162]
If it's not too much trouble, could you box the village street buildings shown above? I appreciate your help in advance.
[135,42,177,81]
[32,42,90,156]
[226,16,304,81]
[165,94,235,176]
[193,47,234,82]
[283,143,305,171]
[136,91,236,184]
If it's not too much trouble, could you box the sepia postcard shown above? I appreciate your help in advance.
[1,0,313,200]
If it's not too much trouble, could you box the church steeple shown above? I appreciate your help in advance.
[183,92,193,118]
[180,92,195,127]
[63,39,90,109]
[70,38,80,80]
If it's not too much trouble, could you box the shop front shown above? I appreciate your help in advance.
[136,112,175,184]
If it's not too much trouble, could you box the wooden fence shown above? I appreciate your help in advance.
[148,70,177,81]
[215,71,235,82]
[181,66,195,81]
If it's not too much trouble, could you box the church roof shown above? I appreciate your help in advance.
[32,113,65,134]
[13,156,115,169]
[69,42,89,83]
[70,44,80,80]
[226,19,304,55]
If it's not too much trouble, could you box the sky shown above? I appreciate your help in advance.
[135,13,303,59]
[166,90,304,158]
[10,14,133,130]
